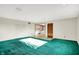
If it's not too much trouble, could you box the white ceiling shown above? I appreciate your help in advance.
[0,4,79,23]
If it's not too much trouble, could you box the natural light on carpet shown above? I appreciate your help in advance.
[19,38,47,49]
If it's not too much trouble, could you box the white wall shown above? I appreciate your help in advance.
[77,17,79,42]
[0,18,35,41]
[52,18,77,41]
[0,17,78,41]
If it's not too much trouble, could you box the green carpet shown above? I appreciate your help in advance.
[0,37,79,55]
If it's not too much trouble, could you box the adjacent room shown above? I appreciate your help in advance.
[0,4,79,55]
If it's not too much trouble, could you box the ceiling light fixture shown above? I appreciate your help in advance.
[16,7,22,11]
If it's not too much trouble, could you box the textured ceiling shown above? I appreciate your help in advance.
[0,4,79,23]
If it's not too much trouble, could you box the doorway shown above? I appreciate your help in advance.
[47,23,53,38]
